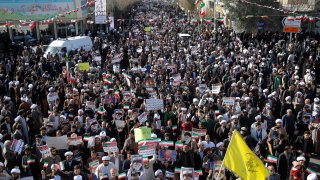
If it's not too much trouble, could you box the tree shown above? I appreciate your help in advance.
[221,0,284,32]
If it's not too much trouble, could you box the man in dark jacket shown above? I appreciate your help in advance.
[21,146,41,180]
[277,146,294,180]
[54,165,88,180]
[176,145,195,168]
[293,131,314,167]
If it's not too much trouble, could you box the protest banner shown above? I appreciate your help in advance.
[145,99,164,111]
[138,139,160,148]
[134,127,151,142]
[159,150,177,161]
[37,145,51,158]
[111,54,123,64]
[139,145,155,156]
[212,85,221,94]
[192,128,207,137]
[78,62,90,71]
[46,135,68,150]
[10,139,24,154]
[138,112,148,124]
[131,155,144,173]
[102,142,118,153]
[67,136,83,146]
[89,160,99,174]
[222,97,236,105]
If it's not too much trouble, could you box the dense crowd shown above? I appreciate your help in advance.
[0,0,320,180]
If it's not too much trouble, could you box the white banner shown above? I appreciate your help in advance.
[145,99,164,111]
[95,0,107,24]
[46,135,68,150]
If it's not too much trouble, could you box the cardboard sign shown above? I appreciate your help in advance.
[89,160,100,174]
[138,112,148,124]
[159,150,177,161]
[131,155,144,173]
[145,99,164,111]
[37,145,51,158]
[139,145,155,156]
[102,142,118,152]
[212,85,221,94]
[111,54,123,64]
[46,135,68,150]
[78,62,90,71]
[67,136,83,146]
[222,97,235,105]
[10,139,24,154]
[198,84,208,94]
[134,127,152,142]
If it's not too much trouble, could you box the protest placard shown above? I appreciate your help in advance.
[115,120,125,128]
[144,26,151,32]
[102,142,118,153]
[67,136,83,146]
[46,135,68,150]
[37,145,51,158]
[78,62,90,71]
[212,85,221,94]
[131,155,144,173]
[139,145,155,156]
[180,167,194,180]
[94,56,101,62]
[223,97,235,105]
[166,171,175,178]
[134,127,151,142]
[138,112,148,124]
[138,139,160,148]
[159,150,177,161]
[145,99,164,111]
[10,139,24,154]
[89,160,100,174]
[198,84,208,94]
[111,54,123,64]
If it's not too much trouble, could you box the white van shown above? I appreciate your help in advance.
[44,36,93,57]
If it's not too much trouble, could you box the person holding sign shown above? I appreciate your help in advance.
[21,146,41,179]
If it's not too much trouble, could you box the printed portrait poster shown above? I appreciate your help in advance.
[131,155,144,173]
[180,167,194,180]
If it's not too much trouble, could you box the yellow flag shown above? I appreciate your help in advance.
[222,131,270,180]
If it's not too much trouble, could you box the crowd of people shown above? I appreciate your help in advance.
[0,0,320,179]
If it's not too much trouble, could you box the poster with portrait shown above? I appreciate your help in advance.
[131,155,144,173]
[180,167,194,180]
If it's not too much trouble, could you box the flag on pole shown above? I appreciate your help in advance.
[43,162,49,168]
[200,2,206,16]
[266,155,277,163]
[57,162,65,170]
[222,131,270,180]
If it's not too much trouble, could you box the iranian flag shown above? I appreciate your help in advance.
[104,78,112,85]
[295,15,303,20]
[191,18,198,24]
[287,16,295,21]
[192,133,200,138]
[143,156,149,163]
[178,18,186,24]
[217,17,224,23]
[83,136,91,141]
[215,110,220,115]
[175,142,183,149]
[165,95,172,101]
[306,168,316,174]
[159,141,174,147]
[172,125,177,130]
[96,107,106,115]
[174,167,181,174]
[27,158,35,164]
[57,162,65,170]
[266,155,277,163]
[114,91,121,101]
[118,173,126,179]
[194,169,203,176]
[123,105,130,110]
[123,73,132,80]
[200,2,206,16]
[309,17,315,22]
[204,18,212,24]
[194,0,201,6]
[43,162,49,168]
